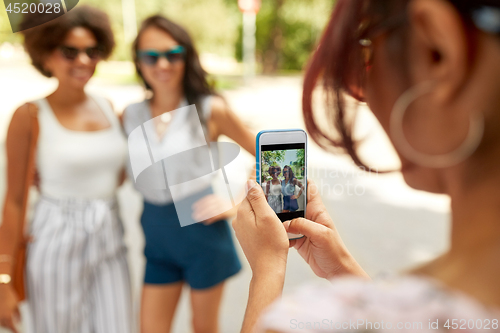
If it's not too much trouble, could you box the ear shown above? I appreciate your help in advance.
[408,0,469,103]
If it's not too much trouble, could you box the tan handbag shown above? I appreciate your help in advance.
[12,103,39,301]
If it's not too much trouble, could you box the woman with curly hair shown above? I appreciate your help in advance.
[265,166,283,214]
[0,6,132,333]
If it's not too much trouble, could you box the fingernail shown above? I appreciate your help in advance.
[246,179,255,192]
[283,221,291,230]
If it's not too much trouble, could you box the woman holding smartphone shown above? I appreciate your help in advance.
[0,6,132,333]
[281,166,303,213]
[122,15,255,333]
[233,0,500,331]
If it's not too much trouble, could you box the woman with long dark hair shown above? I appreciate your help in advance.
[232,0,500,331]
[280,165,303,213]
[122,15,255,333]
[0,6,132,333]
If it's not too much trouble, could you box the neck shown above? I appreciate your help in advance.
[150,87,183,117]
[414,165,500,307]
[49,84,87,106]
[448,175,500,257]
[446,157,500,254]
[435,164,500,306]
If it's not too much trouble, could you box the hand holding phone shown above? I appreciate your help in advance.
[256,129,307,240]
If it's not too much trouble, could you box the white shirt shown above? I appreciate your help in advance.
[34,95,127,199]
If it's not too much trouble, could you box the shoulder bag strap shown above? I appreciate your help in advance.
[22,102,39,233]
[12,102,39,300]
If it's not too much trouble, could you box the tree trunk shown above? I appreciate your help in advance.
[262,0,285,74]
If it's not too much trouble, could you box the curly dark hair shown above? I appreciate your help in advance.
[20,5,115,77]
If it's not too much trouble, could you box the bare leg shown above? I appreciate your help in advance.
[140,282,183,333]
[190,282,225,333]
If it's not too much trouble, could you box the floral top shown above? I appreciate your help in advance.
[258,274,500,332]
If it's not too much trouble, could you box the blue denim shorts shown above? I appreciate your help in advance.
[140,191,241,289]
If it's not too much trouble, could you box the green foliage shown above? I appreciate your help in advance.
[236,0,335,71]
[263,150,286,167]
[1,0,336,71]
[288,149,304,178]
[296,149,304,167]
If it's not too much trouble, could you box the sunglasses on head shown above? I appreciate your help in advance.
[59,45,102,61]
[137,46,186,65]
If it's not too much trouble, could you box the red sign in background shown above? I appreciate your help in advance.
[238,0,261,13]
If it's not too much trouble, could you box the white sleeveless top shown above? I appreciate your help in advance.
[269,181,282,196]
[122,96,213,205]
[33,95,127,200]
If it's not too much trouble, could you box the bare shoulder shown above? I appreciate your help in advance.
[210,95,230,117]
[8,103,36,136]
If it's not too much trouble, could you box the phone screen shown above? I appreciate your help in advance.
[260,143,306,222]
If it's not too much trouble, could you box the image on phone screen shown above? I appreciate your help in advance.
[260,143,306,222]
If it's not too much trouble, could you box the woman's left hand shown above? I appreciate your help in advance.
[232,180,289,277]
[192,194,236,225]
[291,195,298,200]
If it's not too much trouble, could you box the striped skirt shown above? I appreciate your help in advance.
[26,195,132,333]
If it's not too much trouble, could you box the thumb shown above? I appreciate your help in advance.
[245,180,270,218]
[285,218,327,239]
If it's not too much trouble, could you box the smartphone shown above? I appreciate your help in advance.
[256,129,307,240]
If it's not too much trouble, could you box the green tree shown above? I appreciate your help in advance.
[263,150,285,167]
[235,0,336,72]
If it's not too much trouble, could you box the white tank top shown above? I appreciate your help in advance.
[122,96,213,204]
[269,182,282,196]
[33,95,127,200]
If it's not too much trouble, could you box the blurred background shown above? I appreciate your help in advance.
[1,0,451,332]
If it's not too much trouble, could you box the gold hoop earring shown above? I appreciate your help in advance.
[390,81,484,168]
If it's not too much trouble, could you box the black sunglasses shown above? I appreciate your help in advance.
[59,45,102,61]
[137,46,186,65]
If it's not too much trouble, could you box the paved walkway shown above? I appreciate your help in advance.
[0,61,450,333]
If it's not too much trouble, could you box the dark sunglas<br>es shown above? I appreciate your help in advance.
[59,46,102,61]
[137,45,186,65]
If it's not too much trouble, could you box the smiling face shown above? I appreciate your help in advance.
[43,27,100,89]
[136,26,185,93]
[285,166,294,181]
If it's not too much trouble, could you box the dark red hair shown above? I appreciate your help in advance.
[302,0,500,169]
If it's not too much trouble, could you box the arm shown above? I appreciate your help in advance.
[209,95,256,156]
[117,109,127,186]
[0,104,34,333]
[0,104,33,275]
[292,179,303,199]
[243,270,286,333]
[232,181,289,333]
[193,97,257,224]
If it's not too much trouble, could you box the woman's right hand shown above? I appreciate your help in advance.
[285,180,369,280]
[0,284,21,333]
